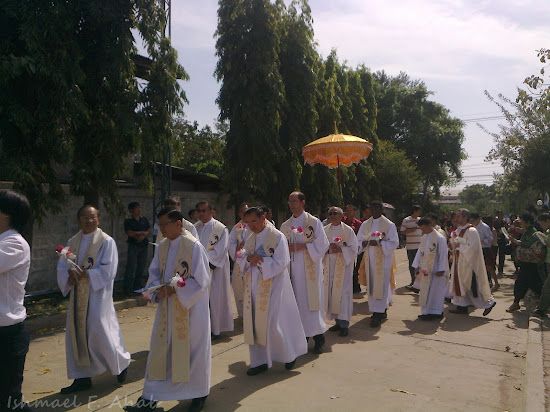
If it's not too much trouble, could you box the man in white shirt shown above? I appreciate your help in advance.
[194,201,234,339]
[400,205,422,290]
[57,205,131,394]
[228,202,250,317]
[0,189,33,412]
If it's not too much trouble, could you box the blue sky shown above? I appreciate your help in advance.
[166,0,549,189]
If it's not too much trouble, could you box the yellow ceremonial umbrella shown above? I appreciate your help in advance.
[302,134,373,202]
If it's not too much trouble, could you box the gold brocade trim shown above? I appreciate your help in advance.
[322,224,352,315]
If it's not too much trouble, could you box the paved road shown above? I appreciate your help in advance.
[22,249,531,411]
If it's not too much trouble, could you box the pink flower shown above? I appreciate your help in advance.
[370,231,382,237]
[56,245,64,253]
[291,225,296,230]
[242,224,247,229]
[236,222,243,228]
[236,249,244,259]
[421,269,428,276]
[334,237,342,243]
[177,278,186,287]
[297,227,303,233]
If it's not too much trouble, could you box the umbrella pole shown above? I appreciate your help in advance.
[337,154,343,206]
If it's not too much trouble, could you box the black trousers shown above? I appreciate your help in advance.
[406,249,418,284]
[514,262,543,302]
[125,243,148,293]
[496,240,507,273]
[0,322,29,410]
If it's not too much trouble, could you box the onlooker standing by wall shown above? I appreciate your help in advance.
[0,189,33,412]
[400,205,422,289]
[124,201,151,296]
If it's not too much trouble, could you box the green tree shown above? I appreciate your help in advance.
[215,0,286,207]
[373,71,465,206]
[0,0,187,219]
[172,120,225,178]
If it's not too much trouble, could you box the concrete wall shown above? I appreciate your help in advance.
[20,184,233,295]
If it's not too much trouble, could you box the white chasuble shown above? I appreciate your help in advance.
[322,223,358,320]
[237,227,307,368]
[57,229,130,379]
[142,235,211,401]
[280,212,329,337]
[147,232,195,383]
[357,216,399,313]
[195,218,234,335]
[412,231,449,314]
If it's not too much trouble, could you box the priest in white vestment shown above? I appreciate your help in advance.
[323,207,358,337]
[236,207,307,376]
[281,192,329,354]
[194,200,234,338]
[449,209,496,316]
[412,218,449,320]
[228,202,250,317]
[57,205,130,394]
[357,201,399,328]
[125,208,211,412]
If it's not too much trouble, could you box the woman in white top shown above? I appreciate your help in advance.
[0,189,32,412]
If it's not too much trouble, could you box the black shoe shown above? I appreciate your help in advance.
[339,327,349,337]
[411,287,420,294]
[370,316,382,327]
[532,309,547,318]
[328,324,341,332]
[117,367,128,383]
[353,286,361,293]
[483,301,496,316]
[211,333,221,341]
[417,314,431,320]
[189,396,207,412]
[405,284,414,291]
[449,306,469,314]
[285,359,297,370]
[60,378,92,394]
[432,313,444,320]
[123,397,157,411]
[246,364,268,376]
[444,297,452,303]
[381,310,388,319]
[313,334,325,354]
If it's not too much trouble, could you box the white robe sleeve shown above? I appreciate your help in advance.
[207,227,229,268]
[381,222,399,256]
[341,229,358,266]
[143,247,163,302]
[357,221,368,254]
[0,236,27,274]
[434,235,449,273]
[257,233,290,281]
[175,242,211,309]
[305,219,330,263]
[87,238,118,292]
[56,243,71,297]
[188,224,199,239]
[412,247,422,269]
[228,225,238,261]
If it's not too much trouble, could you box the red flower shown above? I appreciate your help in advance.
[334,237,342,243]
[297,227,303,233]
[291,225,296,230]
[177,278,186,287]
[56,245,64,253]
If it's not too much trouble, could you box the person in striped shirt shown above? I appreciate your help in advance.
[401,205,422,290]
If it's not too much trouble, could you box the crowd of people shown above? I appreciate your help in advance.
[2,187,550,412]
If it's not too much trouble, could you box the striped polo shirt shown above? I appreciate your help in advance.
[400,216,422,250]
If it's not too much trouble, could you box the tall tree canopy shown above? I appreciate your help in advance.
[0,0,186,220]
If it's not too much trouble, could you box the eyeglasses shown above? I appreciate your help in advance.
[197,209,209,213]
[328,212,341,216]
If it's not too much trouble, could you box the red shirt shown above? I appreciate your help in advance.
[343,216,362,234]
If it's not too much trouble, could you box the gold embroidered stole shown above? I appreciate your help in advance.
[67,229,108,367]
[359,216,390,299]
[323,224,351,315]
[418,232,438,307]
[148,232,195,383]
[281,213,319,310]
[232,221,246,302]
[243,225,278,346]
[205,219,225,251]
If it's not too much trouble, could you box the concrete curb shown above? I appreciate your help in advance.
[25,297,148,335]
[526,316,546,412]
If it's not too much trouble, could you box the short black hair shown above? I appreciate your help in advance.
[128,201,140,211]
[538,213,550,222]
[346,204,357,210]
[457,208,471,219]
[0,189,31,232]
[412,205,422,213]
[195,200,214,210]
[426,212,438,222]
[470,212,480,220]
[291,191,306,201]
[243,207,264,218]
[520,212,534,224]
[370,201,383,209]
[77,205,100,219]
[162,197,180,208]
[158,207,183,222]
[188,209,196,218]
[418,217,432,226]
